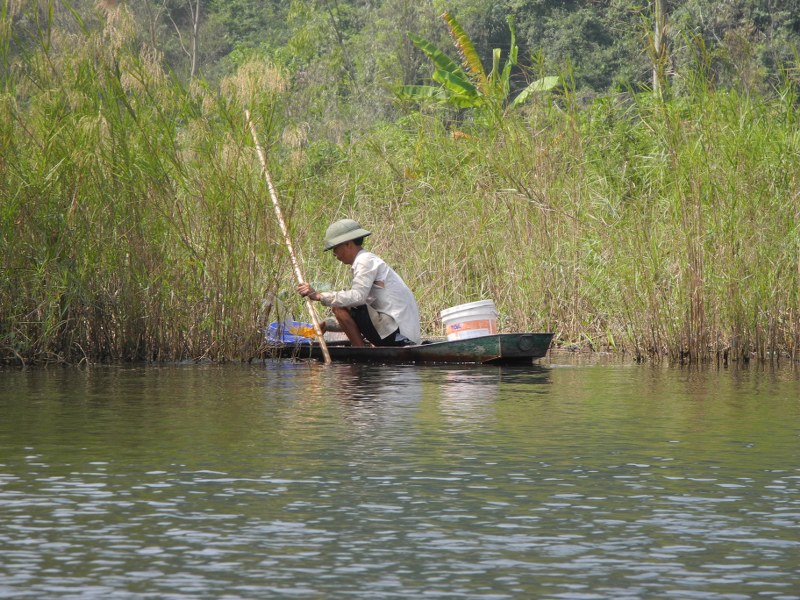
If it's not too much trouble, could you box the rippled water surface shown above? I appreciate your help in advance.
[1,357,799,599]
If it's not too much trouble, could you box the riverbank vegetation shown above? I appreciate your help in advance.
[1,1,798,365]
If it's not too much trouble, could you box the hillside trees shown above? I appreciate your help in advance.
[125,0,228,81]
[508,0,649,95]
[670,0,800,93]
[7,1,797,114]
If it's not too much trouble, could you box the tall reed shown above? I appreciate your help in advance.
[1,4,292,364]
[1,6,798,364]
[286,64,799,363]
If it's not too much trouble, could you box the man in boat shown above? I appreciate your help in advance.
[297,219,421,347]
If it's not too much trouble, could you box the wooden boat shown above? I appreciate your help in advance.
[268,333,554,365]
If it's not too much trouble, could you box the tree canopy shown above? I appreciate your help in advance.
[6,1,796,110]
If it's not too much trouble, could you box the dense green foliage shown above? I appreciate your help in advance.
[1,1,799,364]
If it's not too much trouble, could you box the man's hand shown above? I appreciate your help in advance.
[297,282,320,302]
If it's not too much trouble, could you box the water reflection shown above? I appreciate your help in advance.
[327,364,424,431]
[308,363,553,432]
[0,361,798,599]
[429,366,547,429]
[437,368,500,429]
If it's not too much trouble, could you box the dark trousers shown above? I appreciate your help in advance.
[350,305,405,346]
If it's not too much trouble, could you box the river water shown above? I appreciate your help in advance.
[1,356,799,599]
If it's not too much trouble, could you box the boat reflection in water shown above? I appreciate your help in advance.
[299,361,551,432]
[436,365,551,428]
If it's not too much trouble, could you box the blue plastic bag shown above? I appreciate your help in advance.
[265,321,313,344]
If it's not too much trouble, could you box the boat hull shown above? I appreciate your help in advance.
[267,333,553,365]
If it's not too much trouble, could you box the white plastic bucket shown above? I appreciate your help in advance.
[439,300,498,341]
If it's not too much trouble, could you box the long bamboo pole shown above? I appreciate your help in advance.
[245,109,331,364]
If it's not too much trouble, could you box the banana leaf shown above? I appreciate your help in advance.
[500,15,519,99]
[441,11,487,91]
[488,47,502,91]
[408,32,464,79]
[510,76,561,108]
[396,85,449,102]
[432,68,480,100]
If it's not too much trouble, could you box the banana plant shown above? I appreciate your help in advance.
[397,12,559,119]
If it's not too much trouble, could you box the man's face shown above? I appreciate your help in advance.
[332,241,357,265]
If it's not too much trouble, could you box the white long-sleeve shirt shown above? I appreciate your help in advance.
[318,250,421,344]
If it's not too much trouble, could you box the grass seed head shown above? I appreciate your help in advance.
[221,59,286,107]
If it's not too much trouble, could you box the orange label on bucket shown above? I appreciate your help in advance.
[446,319,497,336]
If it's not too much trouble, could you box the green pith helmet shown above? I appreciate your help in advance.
[323,219,372,251]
